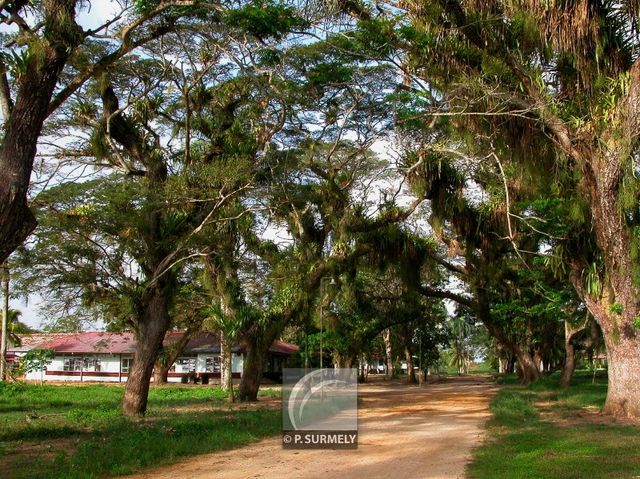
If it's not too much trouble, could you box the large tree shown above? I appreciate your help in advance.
[405,0,640,418]
[14,3,307,413]
[0,0,209,263]
[329,0,640,418]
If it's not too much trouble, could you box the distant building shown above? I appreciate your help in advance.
[5,331,298,383]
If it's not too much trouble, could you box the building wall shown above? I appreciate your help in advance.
[233,353,243,375]
[166,353,245,382]
[25,352,246,383]
[25,354,133,382]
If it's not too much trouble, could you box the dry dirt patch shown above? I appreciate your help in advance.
[170,396,282,414]
[124,376,496,479]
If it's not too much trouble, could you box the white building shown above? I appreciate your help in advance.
[7,331,298,383]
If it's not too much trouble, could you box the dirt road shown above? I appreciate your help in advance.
[127,377,496,479]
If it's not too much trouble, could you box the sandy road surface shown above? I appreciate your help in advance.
[126,377,496,479]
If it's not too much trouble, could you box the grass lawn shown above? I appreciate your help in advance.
[0,382,281,479]
[468,370,640,479]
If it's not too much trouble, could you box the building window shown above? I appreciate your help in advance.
[84,358,101,372]
[63,357,83,372]
[121,357,132,373]
[205,356,221,373]
[177,357,196,372]
[62,357,102,372]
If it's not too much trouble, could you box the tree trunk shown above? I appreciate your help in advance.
[238,324,277,402]
[593,293,640,418]
[570,251,640,417]
[382,328,393,380]
[476,295,539,383]
[565,70,640,418]
[334,354,354,368]
[225,353,234,402]
[237,339,266,402]
[533,349,543,373]
[603,338,640,417]
[559,339,576,388]
[362,355,369,383]
[1,266,8,381]
[220,330,229,390]
[508,355,517,374]
[0,1,81,264]
[220,331,234,402]
[122,288,171,416]
[405,346,417,384]
[514,345,540,384]
[153,324,199,386]
[357,355,369,383]
[560,319,588,387]
[153,365,169,384]
[582,295,640,417]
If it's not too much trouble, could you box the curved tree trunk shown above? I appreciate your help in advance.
[123,288,171,416]
[154,323,201,385]
[560,319,588,387]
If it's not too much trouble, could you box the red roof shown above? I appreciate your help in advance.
[11,331,298,356]
[27,332,136,354]
[269,340,300,355]
[8,332,77,352]
[19,333,68,347]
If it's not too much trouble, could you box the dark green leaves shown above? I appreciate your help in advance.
[225,1,308,40]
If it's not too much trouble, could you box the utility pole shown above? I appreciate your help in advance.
[319,276,336,401]
[304,331,309,373]
[1,264,9,382]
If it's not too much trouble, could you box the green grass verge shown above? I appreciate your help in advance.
[0,382,281,478]
[469,370,640,479]
[468,361,496,375]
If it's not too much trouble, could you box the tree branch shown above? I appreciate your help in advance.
[416,284,477,311]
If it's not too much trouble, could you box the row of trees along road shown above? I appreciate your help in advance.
[2,1,640,420]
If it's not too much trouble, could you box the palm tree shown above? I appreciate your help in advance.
[448,317,471,375]
[1,309,33,346]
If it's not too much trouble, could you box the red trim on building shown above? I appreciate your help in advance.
[45,370,128,378]
[166,372,241,379]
